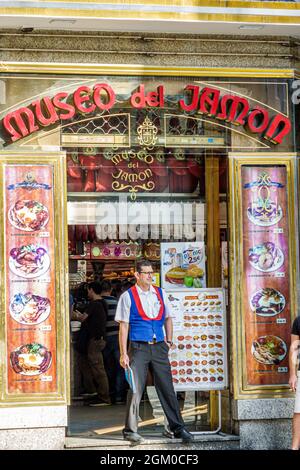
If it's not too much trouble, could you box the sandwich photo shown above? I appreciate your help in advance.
[165,267,186,284]
[165,264,204,287]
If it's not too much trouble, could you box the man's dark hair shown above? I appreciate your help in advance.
[87,281,102,295]
[75,282,89,301]
[136,259,153,273]
[101,280,112,293]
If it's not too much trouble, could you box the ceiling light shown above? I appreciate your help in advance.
[20,27,34,33]
[49,19,77,25]
[239,25,264,30]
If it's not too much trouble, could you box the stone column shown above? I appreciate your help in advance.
[0,406,67,450]
[232,398,294,449]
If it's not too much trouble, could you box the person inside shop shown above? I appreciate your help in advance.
[72,282,89,314]
[69,288,91,399]
[101,280,127,405]
[115,259,194,444]
[69,291,74,315]
[111,280,123,300]
[121,279,136,293]
[75,281,111,406]
[71,284,89,334]
[289,314,300,450]
[69,289,83,335]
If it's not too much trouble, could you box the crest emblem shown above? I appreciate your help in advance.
[137,116,158,149]
[25,172,35,183]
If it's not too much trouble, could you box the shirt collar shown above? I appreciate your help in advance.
[136,284,156,296]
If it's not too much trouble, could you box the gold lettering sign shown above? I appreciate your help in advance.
[104,148,156,200]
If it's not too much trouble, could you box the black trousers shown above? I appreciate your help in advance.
[124,341,184,433]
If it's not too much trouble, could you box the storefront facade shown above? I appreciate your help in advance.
[0,2,299,448]
[0,65,297,449]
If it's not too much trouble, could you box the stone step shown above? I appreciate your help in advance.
[65,432,240,450]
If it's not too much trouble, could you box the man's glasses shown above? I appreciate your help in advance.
[139,271,154,276]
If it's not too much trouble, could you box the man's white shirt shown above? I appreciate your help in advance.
[115,284,173,323]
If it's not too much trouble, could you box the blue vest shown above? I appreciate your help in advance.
[128,286,165,342]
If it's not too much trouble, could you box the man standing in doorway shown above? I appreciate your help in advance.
[115,259,194,444]
[101,280,127,404]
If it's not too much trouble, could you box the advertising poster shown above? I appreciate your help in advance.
[4,165,57,394]
[166,289,227,391]
[241,166,291,386]
[161,242,206,290]
[151,272,160,287]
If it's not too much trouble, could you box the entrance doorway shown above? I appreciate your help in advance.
[66,144,230,439]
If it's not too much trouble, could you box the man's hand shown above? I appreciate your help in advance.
[289,373,298,392]
[119,322,129,368]
[120,353,130,369]
[72,310,87,322]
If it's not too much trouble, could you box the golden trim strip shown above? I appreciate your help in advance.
[0,62,295,79]
[1,10,300,25]
[2,0,300,12]
[13,0,300,8]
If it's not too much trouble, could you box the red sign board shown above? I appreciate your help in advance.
[1,84,291,146]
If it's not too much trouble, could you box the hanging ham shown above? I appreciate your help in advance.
[67,154,82,192]
[168,155,198,193]
[151,158,168,192]
[96,155,113,192]
[88,225,96,242]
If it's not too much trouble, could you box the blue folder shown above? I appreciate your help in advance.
[125,366,136,393]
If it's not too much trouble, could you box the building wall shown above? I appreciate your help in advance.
[0,30,297,70]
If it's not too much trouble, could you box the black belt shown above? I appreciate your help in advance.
[135,339,159,345]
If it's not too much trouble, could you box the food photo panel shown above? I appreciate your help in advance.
[161,242,206,290]
[4,164,57,394]
[241,164,292,387]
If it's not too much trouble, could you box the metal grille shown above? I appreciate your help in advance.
[63,113,129,135]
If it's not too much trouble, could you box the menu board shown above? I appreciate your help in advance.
[166,289,227,390]
[241,166,291,386]
[161,242,206,291]
[4,165,57,394]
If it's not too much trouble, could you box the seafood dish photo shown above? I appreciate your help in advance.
[8,200,49,232]
[9,244,50,278]
[10,343,52,375]
[247,200,282,227]
[248,242,284,272]
[250,288,285,316]
[251,335,287,365]
[10,292,50,325]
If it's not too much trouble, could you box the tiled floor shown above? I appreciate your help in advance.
[68,400,164,439]
[68,391,210,440]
